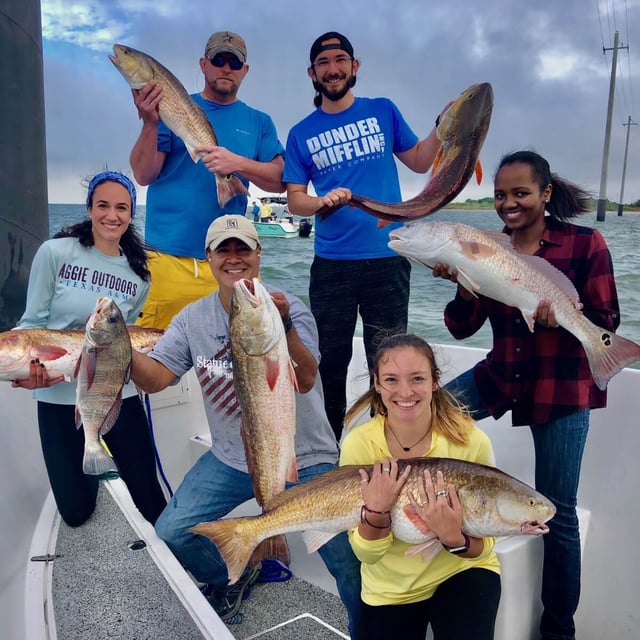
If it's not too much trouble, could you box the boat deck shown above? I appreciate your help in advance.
[51,481,349,640]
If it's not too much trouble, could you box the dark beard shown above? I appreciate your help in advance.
[312,75,357,103]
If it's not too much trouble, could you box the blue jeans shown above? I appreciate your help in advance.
[155,452,362,636]
[445,370,589,640]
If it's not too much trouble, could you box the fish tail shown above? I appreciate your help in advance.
[191,519,258,585]
[215,175,248,208]
[250,534,291,568]
[583,330,640,390]
[82,439,118,476]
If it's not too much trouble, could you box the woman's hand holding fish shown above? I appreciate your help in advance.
[132,81,162,124]
[358,457,411,540]
[11,359,65,390]
[533,299,560,328]
[432,262,474,301]
[408,470,468,550]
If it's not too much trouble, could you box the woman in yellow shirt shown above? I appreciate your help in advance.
[340,333,500,640]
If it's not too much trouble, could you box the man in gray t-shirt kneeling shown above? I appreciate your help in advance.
[131,214,361,634]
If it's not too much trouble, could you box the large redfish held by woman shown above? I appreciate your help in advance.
[192,457,555,585]
[75,297,133,475]
[388,220,640,389]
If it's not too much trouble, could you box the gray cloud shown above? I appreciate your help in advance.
[42,0,640,204]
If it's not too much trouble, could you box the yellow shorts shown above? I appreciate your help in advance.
[135,252,219,329]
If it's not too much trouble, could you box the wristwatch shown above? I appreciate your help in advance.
[442,532,471,555]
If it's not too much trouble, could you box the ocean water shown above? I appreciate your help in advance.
[48,204,640,352]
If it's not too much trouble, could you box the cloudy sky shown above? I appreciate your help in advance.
[41,0,640,206]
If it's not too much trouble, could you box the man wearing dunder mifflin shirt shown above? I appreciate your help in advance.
[284,31,447,442]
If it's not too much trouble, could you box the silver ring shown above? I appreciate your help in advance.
[383,466,391,473]
[436,490,448,498]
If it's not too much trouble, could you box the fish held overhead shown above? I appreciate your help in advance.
[74,297,133,476]
[192,456,555,585]
[316,82,494,223]
[109,44,247,208]
[230,277,298,566]
[388,220,640,389]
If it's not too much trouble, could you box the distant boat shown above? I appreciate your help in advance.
[253,218,299,238]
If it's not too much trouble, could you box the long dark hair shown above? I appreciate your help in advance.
[344,333,472,444]
[53,176,150,281]
[496,150,591,222]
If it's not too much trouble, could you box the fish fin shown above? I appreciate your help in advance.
[185,143,201,163]
[83,347,98,389]
[82,438,118,475]
[301,530,341,553]
[31,345,70,361]
[265,354,280,391]
[376,219,393,228]
[404,538,443,562]
[459,239,499,261]
[583,330,640,391]
[99,395,123,437]
[215,174,248,208]
[75,407,82,429]
[454,266,480,298]
[432,146,444,174]
[475,159,483,184]
[251,535,291,568]
[286,453,299,484]
[192,518,258,585]
[403,505,436,536]
[289,359,300,392]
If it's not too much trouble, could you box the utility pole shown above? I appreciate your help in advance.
[597,31,628,222]
[618,116,637,216]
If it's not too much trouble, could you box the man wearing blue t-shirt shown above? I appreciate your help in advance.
[284,31,445,441]
[128,31,285,329]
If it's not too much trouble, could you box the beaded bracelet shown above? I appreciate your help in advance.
[360,505,392,529]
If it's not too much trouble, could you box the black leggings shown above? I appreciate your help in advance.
[356,568,501,640]
[37,397,167,527]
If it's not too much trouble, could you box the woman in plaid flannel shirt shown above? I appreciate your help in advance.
[432,150,620,640]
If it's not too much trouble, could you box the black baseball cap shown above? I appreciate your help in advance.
[309,31,354,64]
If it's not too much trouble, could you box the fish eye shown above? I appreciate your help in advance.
[108,315,117,324]
[528,497,536,507]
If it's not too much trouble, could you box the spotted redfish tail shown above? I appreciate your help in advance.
[215,174,248,208]
[584,330,640,390]
[191,519,258,585]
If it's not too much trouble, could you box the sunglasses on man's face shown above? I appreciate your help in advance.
[209,53,244,71]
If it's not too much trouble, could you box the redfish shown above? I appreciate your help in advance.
[192,457,555,585]
[230,278,298,566]
[109,44,247,208]
[388,220,640,389]
[316,82,493,222]
[0,326,163,382]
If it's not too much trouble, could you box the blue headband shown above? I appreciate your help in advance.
[86,171,137,218]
